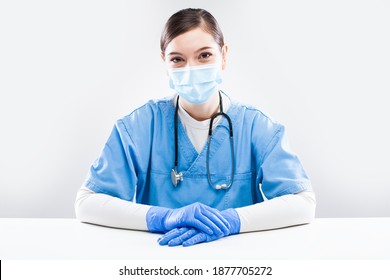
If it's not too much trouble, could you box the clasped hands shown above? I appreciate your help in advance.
[146,202,240,247]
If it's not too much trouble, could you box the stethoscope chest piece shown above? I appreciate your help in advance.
[170,168,183,187]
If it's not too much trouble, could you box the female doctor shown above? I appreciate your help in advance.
[75,8,316,247]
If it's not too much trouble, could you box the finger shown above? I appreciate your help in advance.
[168,228,198,247]
[182,232,208,247]
[195,208,229,236]
[193,215,223,236]
[203,208,230,235]
[197,204,230,233]
[203,205,231,228]
[190,213,214,235]
[158,227,189,246]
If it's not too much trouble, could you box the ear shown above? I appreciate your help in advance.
[221,45,229,70]
[161,53,169,76]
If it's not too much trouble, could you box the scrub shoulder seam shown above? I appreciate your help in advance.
[238,103,280,125]
[121,96,173,119]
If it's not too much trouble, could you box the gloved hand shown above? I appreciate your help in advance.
[157,208,241,246]
[146,202,230,236]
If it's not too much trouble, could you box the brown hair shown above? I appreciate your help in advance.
[160,8,224,55]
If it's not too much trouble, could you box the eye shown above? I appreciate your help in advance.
[199,52,212,60]
[170,57,184,64]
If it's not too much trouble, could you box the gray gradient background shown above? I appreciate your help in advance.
[0,0,389,218]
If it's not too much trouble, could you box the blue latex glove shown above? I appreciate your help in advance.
[158,227,214,246]
[158,208,241,247]
[146,202,230,236]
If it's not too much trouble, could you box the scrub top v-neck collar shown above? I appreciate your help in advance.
[177,93,231,154]
[165,94,240,176]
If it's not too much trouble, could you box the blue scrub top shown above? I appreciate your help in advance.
[84,95,312,210]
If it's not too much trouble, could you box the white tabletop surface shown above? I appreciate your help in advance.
[0,217,389,259]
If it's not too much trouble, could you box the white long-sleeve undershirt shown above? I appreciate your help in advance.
[75,186,316,233]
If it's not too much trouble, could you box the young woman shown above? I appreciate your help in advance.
[75,8,316,247]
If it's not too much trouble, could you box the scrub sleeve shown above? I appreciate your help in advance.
[84,120,138,202]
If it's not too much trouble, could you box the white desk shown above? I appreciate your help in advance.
[0,218,389,259]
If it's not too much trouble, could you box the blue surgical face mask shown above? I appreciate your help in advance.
[168,63,222,104]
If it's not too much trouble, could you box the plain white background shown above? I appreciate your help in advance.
[0,0,389,218]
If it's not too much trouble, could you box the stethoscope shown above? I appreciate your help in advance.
[170,91,235,190]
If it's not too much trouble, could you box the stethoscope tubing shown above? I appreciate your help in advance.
[172,91,234,189]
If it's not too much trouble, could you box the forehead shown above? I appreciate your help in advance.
[165,27,219,54]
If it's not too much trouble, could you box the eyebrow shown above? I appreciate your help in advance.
[167,46,214,57]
